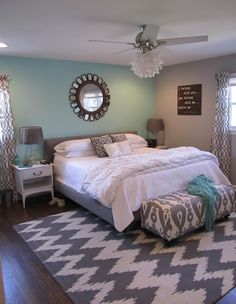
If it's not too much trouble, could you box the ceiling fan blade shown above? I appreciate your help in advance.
[158,35,208,46]
[89,39,134,45]
[140,24,160,42]
[112,47,135,55]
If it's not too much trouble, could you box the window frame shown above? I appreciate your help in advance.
[229,74,236,133]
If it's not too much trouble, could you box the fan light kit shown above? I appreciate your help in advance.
[90,24,208,78]
[130,51,163,78]
[0,42,8,48]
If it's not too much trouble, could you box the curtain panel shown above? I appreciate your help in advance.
[211,72,231,178]
[0,74,16,194]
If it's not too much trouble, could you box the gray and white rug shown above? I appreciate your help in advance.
[14,209,236,304]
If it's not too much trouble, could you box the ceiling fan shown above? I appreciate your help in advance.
[90,24,208,54]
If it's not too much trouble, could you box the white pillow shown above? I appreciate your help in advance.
[57,149,96,158]
[125,133,148,149]
[118,140,132,155]
[54,138,96,157]
[104,141,132,158]
[103,142,122,158]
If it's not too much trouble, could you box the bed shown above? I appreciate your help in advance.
[44,131,230,232]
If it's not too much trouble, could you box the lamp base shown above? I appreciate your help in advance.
[21,159,33,167]
[146,138,157,148]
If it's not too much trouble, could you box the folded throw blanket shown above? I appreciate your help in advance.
[187,174,220,231]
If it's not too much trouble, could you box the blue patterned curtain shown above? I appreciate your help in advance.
[0,74,16,197]
[211,72,231,178]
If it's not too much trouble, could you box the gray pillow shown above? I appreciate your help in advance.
[90,135,113,157]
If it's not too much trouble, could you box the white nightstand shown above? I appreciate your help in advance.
[13,164,54,208]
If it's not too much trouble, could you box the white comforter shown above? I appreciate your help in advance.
[82,147,218,205]
[54,147,230,231]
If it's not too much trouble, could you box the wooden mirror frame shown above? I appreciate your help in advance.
[69,73,111,121]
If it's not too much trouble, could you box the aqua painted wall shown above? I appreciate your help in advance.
[0,56,156,159]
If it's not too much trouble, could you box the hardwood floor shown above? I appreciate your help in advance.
[0,195,235,304]
[0,194,76,304]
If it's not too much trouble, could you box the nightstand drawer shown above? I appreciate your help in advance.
[22,166,51,179]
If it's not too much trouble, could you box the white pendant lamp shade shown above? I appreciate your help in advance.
[130,51,163,78]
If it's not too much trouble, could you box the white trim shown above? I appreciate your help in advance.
[230,128,236,135]
[229,76,236,128]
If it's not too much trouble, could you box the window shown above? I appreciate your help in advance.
[229,76,236,130]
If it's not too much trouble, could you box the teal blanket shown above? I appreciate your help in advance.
[187,175,220,231]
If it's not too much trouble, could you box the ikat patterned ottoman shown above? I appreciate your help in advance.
[140,184,236,242]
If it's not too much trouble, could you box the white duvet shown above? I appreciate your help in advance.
[54,147,230,231]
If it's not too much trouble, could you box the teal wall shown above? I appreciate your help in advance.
[0,56,156,159]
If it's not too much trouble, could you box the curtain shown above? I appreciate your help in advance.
[211,72,231,178]
[0,74,16,196]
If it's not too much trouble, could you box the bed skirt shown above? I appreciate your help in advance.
[54,179,141,228]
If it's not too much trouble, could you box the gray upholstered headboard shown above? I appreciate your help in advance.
[44,130,137,163]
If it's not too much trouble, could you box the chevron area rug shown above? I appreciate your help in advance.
[14,209,236,304]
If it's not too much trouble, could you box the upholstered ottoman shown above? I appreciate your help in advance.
[140,184,235,242]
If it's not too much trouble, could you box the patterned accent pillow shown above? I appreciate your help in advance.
[110,134,127,143]
[90,135,113,157]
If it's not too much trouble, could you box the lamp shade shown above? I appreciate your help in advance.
[130,51,163,78]
[19,126,43,144]
[147,119,164,134]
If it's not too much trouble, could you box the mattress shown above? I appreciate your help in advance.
[54,147,230,231]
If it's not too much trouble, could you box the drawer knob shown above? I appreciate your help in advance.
[33,171,42,176]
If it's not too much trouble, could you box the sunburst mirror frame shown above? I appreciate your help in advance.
[69,73,111,121]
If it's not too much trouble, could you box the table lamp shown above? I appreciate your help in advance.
[19,126,43,165]
[146,118,164,147]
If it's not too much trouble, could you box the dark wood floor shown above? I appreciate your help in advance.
[0,195,235,304]
[0,194,77,304]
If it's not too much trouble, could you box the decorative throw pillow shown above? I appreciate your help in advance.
[90,135,112,157]
[110,134,127,143]
[103,142,122,158]
[118,140,132,155]
[104,141,132,158]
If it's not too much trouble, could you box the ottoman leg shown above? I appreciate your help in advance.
[224,214,230,220]
[164,239,177,247]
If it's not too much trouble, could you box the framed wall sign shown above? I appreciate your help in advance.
[177,84,202,115]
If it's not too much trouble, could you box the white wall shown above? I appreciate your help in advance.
[156,53,236,183]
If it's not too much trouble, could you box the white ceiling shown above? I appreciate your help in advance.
[1,0,236,67]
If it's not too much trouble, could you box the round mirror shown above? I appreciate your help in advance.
[69,73,110,121]
[79,83,103,112]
